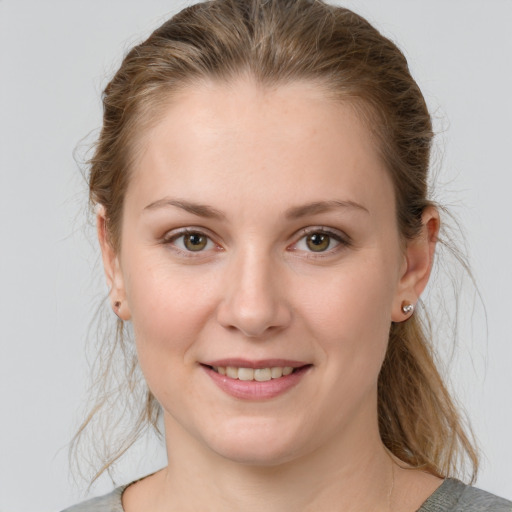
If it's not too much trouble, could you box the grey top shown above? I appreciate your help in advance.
[61,478,512,512]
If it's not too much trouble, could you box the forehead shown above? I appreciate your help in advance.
[127,78,394,218]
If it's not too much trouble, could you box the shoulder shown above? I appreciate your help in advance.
[60,486,126,512]
[419,479,512,512]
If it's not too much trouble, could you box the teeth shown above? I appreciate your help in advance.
[238,368,254,381]
[254,368,271,381]
[213,365,297,381]
[226,366,238,379]
[271,367,283,379]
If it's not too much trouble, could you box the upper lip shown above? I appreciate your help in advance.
[202,358,309,369]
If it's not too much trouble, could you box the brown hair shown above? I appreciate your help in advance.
[74,0,478,484]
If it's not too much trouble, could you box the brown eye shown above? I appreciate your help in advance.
[183,233,208,251]
[305,233,331,252]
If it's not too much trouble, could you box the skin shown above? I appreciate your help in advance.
[99,78,441,511]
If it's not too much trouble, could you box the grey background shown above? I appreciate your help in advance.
[0,1,511,510]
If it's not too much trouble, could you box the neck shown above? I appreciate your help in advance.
[153,414,394,512]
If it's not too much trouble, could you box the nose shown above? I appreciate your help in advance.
[216,247,292,338]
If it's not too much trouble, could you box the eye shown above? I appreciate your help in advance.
[292,229,348,254]
[304,233,333,252]
[182,232,209,251]
[166,230,216,253]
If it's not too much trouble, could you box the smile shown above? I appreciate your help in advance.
[210,366,295,381]
[202,362,311,400]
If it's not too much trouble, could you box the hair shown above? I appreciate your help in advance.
[73,0,478,485]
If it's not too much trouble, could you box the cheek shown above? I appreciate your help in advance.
[123,255,220,383]
[297,256,397,375]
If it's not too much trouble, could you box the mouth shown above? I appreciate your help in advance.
[204,364,306,381]
[200,360,311,399]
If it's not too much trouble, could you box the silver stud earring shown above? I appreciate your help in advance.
[401,301,414,316]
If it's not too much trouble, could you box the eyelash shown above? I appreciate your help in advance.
[291,227,351,258]
[162,228,221,258]
[162,227,351,258]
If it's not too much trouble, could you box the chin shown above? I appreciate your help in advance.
[203,417,307,467]
[214,442,300,467]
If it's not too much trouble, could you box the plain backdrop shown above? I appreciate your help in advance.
[1,1,511,511]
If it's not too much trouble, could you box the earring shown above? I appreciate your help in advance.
[401,301,414,316]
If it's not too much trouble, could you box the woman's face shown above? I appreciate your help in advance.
[103,79,423,465]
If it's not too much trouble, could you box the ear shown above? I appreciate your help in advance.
[391,206,440,322]
[97,206,131,321]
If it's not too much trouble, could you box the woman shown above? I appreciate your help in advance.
[63,0,511,510]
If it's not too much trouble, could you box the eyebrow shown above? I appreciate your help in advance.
[144,198,226,220]
[284,200,369,219]
[143,197,368,219]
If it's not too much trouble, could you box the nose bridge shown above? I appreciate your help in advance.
[217,241,290,337]
[237,245,274,305]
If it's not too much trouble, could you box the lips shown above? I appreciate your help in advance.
[202,358,307,369]
[211,365,295,381]
[201,359,311,400]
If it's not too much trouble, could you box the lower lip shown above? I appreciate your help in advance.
[202,365,310,400]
